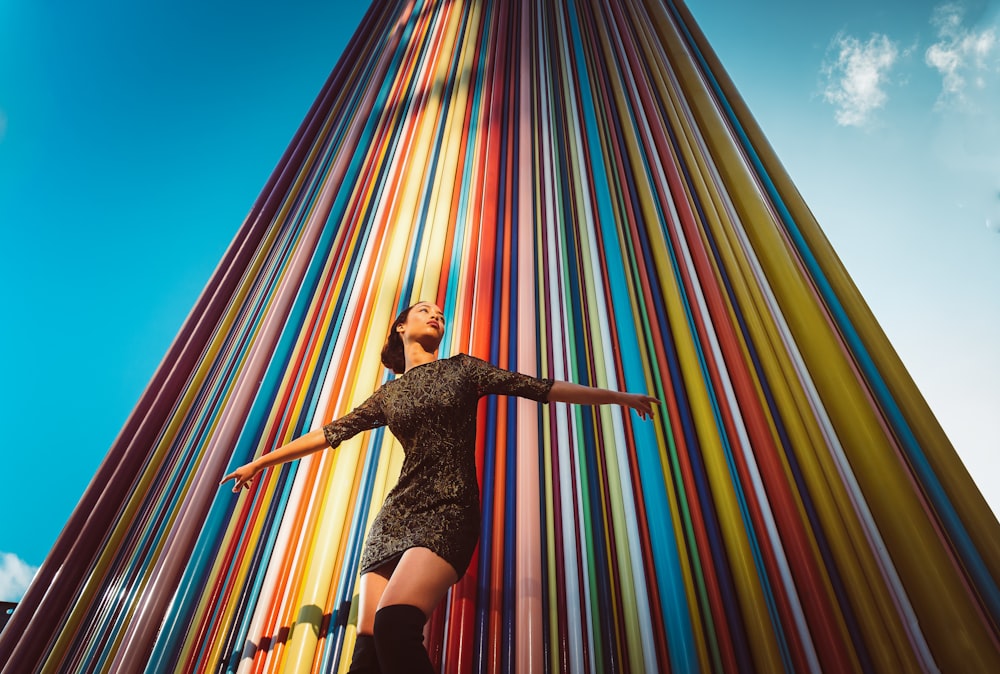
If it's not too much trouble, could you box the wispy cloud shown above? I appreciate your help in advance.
[925,3,999,106]
[822,33,900,127]
[0,552,38,602]
[0,108,7,144]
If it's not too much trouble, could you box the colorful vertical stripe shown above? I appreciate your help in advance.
[3,0,999,672]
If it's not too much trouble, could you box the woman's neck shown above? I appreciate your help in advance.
[403,343,438,372]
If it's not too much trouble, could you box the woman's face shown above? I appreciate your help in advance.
[397,301,445,346]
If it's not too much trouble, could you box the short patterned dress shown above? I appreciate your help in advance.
[322,353,553,578]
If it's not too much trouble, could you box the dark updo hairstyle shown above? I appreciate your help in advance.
[380,305,414,375]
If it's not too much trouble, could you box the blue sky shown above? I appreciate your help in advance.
[1,0,997,602]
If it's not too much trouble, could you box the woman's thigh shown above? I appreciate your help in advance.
[356,570,390,635]
[377,547,458,617]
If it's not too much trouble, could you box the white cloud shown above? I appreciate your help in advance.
[0,552,38,602]
[822,33,900,127]
[0,108,7,143]
[925,3,999,105]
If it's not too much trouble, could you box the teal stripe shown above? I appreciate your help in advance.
[564,0,697,670]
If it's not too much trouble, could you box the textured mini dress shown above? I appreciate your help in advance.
[322,353,553,578]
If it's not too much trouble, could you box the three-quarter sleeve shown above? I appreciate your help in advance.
[462,353,554,403]
[322,386,388,449]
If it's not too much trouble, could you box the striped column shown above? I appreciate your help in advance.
[3,0,999,672]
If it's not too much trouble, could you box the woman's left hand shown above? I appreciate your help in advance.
[620,393,660,420]
[220,462,262,493]
[546,381,659,419]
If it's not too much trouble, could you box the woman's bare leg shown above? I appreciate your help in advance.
[377,547,458,615]
[370,547,458,673]
[356,569,391,635]
[347,567,395,673]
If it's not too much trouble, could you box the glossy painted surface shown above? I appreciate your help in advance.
[3,1,999,672]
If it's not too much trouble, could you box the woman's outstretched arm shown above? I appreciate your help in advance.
[220,429,329,492]
[221,386,388,493]
[546,381,659,420]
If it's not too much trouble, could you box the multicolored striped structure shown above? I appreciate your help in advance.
[4,0,999,672]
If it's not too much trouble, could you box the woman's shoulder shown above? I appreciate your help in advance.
[451,352,487,369]
[433,353,473,368]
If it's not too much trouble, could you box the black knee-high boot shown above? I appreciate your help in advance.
[347,634,381,673]
[372,604,434,674]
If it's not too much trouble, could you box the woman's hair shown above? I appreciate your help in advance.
[380,305,413,375]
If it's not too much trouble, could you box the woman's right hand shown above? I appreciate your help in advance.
[219,430,329,493]
[220,462,262,493]
[619,392,660,420]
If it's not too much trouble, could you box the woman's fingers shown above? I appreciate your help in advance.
[629,394,660,420]
[220,466,257,492]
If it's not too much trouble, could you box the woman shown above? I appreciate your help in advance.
[222,301,658,673]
